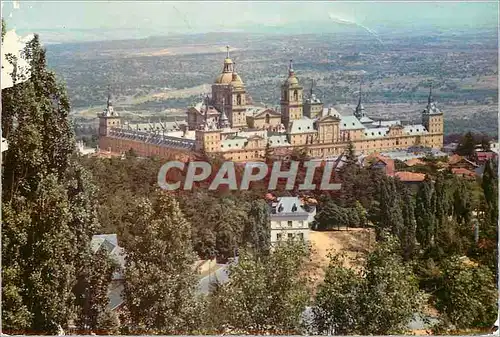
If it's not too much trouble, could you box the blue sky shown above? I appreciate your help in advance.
[2,1,499,41]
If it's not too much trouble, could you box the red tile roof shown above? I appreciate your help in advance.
[394,171,426,182]
[451,167,476,178]
[448,154,463,165]
[405,158,425,167]
[366,153,395,176]
[476,152,497,160]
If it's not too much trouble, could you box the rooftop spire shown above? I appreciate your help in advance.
[219,97,229,128]
[358,82,362,105]
[107,85,112,107]
[428,84,433,104]
[355,81,365,118]
[204,94,210,123]
[226,45,230,59]
[102,85,117,117]
[289,59,294,75]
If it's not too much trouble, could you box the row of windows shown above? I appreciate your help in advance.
[276,232,304,241]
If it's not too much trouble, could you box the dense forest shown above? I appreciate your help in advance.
[2,25,498,335]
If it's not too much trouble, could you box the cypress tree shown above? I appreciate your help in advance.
[2,34,106,333]
[243,199,271,257]
[400,186,417,261]
[415,176,435,252]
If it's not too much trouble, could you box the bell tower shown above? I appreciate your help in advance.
[211,46,247,128]
[422,85,444,148]
[280,59,303,128]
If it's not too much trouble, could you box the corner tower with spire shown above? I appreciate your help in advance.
[304,79,323,119]
[211,45,247,128]
[354,82,365,119]
[98,86,121,137]
[421,84,444,147]
[280,59,303,128]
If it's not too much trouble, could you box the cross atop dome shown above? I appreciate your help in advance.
[289,59,294,75]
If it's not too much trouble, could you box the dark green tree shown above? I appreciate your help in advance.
[74,248,118,333]
[456,131,476,158]
[1,34,104,334]
[207,242,311,333]
[313,238,425,335]
[369,177,403,240]
[480,135,491,152]
[434,256,497,331]
[122,191,202,334]
[243,199,271,257]
[360,238,425,335]
[415,176,435,252]
[313,253,363,335]
[313,200,349,231]
[400,186,417,261]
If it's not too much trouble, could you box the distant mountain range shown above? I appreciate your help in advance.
[19,19,498,45]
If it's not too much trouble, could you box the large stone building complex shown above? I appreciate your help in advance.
[98,47,444,162]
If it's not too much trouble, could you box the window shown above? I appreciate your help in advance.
[288,220,293,227]
[237,94,242,105]
[265,113,270,124]
[288,233,293,240]
[277,233,282,241]
[293,90,298,101]
[298,233,304,241]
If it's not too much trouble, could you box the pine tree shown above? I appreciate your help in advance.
[122,191,202,334]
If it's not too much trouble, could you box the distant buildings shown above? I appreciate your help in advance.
[77,140,97,156]
[98,47,445,162]
[268,196,316,246]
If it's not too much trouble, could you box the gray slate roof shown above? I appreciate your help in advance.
[340,115,365,130]
[91,234,126,281]
[289,118,316,134]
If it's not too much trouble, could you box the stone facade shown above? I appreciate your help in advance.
[98,47,444,163]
